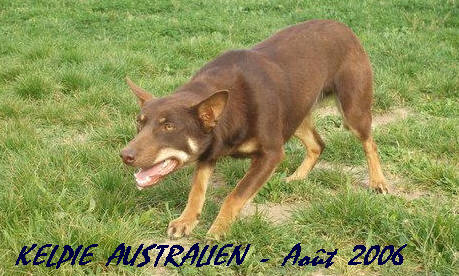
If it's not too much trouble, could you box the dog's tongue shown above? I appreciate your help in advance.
[134,159,178,189]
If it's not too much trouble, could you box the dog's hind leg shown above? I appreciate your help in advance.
[286,115,325,182]
[335,59,389,193]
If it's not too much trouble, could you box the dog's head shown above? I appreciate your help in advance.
[120,78,227,190]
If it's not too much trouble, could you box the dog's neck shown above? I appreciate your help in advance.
[174,78,251,162]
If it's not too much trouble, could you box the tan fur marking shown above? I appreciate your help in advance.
[168,163,214,238]
[363,137,388,193]
[154,147,190,164]
[187,137,199,153]
[237,139,258,153]
[286,116,324,182]
[181,164,213,217]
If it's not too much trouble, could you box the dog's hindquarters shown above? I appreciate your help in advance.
[287,42,388,193]
[333,53,388,193]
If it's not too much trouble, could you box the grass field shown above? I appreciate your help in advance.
[0,0,458,275]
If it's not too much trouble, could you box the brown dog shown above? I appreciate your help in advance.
[120,20,388,239]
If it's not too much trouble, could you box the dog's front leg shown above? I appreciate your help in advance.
[168,161,215,238]
[207,149,284,239]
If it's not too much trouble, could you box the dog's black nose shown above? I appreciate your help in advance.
[120,148,136,165]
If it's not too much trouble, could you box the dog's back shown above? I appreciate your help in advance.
[181,20,373,153]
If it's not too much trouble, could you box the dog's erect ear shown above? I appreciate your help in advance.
[125,77,154,107]
[194,90,229,131]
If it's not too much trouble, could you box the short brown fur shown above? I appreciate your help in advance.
[121,20,389,239]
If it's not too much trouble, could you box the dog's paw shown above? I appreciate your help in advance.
[206,228,223,241]
[167,217,198,238]
[370,180,389,194]
[206,222,229,241]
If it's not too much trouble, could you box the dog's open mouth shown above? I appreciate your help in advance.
[134,159,179,190]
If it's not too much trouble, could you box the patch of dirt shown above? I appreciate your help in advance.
[211,173,227,188]
[314,105,411,128]
[372,107,410,128]
[386,172,427,200]
[315,105,340,117]
[394,188,425,200]
[316,161,426,200]
[316,160,362,174]
[240,202,301,224]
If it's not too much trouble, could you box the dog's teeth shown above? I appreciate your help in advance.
[141,177,151,184]
[137,176,151,185]
[160,160,169,171]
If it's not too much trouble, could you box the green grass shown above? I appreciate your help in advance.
[0,0,458,275]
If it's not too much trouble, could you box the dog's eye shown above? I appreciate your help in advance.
[162,122,175,131]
